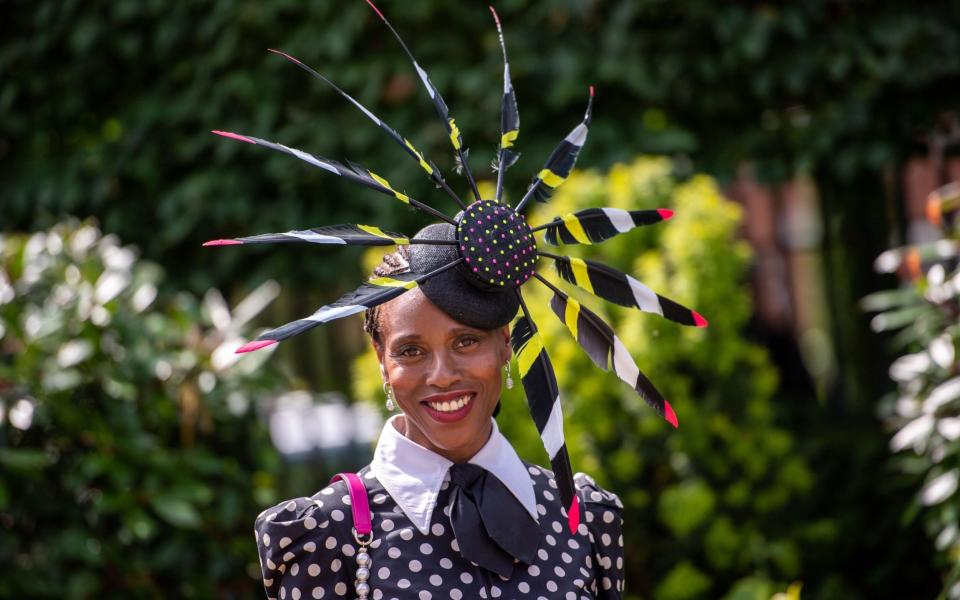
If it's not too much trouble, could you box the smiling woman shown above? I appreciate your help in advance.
[253,234,626,598]
[372,287,509,463]
[364,237,512,464]
[203,3,710,596]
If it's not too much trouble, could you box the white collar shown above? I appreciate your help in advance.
[370,415,538,534]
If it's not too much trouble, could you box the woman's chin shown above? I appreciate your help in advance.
[413,401,495,458]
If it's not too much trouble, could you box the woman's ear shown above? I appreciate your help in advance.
[497,324,513,362]
[373,341,387,380]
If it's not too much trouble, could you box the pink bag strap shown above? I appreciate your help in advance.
[330,472,372,537]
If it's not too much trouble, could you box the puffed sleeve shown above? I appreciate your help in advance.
[254,482,354,600]
[575,472,625,599]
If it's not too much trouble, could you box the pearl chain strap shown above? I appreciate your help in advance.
[352,528,374,599]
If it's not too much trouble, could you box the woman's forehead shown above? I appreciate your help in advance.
[379,288,470,340]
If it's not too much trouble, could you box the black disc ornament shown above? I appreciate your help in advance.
[457,200,537,288]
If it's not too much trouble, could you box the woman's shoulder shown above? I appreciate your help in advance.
[523,461,623,523]
[573,472,623,512]
[253,478,357,564]
[254,477,375,597]
[522,461,623,509]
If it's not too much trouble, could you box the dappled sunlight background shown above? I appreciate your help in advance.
[4,1,960,598]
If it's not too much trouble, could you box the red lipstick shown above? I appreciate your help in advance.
[420,391,476,423]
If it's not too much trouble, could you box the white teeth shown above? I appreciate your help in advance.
[428,395,472,413]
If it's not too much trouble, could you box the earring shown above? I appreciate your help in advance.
[504,362,514,390]
[383,382,396,411]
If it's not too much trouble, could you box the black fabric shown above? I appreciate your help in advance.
[254,464,627,598]
[408,223,519,329]
[446,463,540,578]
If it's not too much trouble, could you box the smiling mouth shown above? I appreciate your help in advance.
[423,394,474,413]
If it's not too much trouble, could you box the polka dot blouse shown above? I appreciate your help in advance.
[255,465,625,599]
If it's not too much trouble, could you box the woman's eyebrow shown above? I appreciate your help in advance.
[448,327,485,337]
[389,332,422,345]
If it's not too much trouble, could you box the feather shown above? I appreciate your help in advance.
[266,49,465,209]
[545,252,708,328]
[510,312,579,533]
[204,224,411,247]
[210,130,454,224]
[492,149,520,173]
[544,280,677,427]
[514,87,594,213]
[538,207,674,245]
[365,0,482,203]
[236,258,464,353]
[490,6,520,202]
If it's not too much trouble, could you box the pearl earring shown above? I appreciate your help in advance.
[383,382,396,411]
[504,362,514,390]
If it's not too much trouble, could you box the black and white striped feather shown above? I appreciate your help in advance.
[510,314,579,531]
[540,208,673,246]
[547,254,708,328]
[204,224,411,247]
[546,285,677,427]
[267,48,464,209]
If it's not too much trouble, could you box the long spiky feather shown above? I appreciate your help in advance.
[266,48,466,210]
[512,291,581,533]
[514,87,594,213]
[365,0,483,203]
[203,224,458,247]
[535,207,675,245]
[211,130,454,224]
[538,274,678,427]
[490,6,520,203]
[542,252,708,328]
[236,258,463,353]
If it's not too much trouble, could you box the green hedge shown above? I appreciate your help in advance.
[5,0,958,295]
[0,221,287,598]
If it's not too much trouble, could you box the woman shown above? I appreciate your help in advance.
[253,232,625,599]
[207,5,706,598]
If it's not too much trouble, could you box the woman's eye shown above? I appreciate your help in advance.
[394,346,422,358]
[456,336,479,349]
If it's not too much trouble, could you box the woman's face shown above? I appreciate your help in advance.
[374,288,511,463]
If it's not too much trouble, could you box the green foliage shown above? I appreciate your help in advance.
[4,0,958,297]
[0,221,287,598]
[656,561,712,600]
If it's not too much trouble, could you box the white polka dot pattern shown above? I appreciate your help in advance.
[254,467,624,599]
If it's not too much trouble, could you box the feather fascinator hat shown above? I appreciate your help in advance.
[207,2,708,533]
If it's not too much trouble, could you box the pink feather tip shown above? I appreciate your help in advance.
[692,311,709,328]
[489,6,501,25]
[267,48,302,65]
[589,85,595,97]
[657,208,675,221]
[365,0,385,20]
[202,239,242,247]
[663,401,679,428]
[212,130,255,144]
[236,340,277,354]
[567,495,581,534]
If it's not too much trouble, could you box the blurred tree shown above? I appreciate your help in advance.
[0,221,288,598]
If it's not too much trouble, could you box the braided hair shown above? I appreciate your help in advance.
[363,245,411,347]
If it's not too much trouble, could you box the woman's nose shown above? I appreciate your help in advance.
[425,351,460,388]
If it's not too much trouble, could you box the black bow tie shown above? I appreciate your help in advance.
[446,463,540,578]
